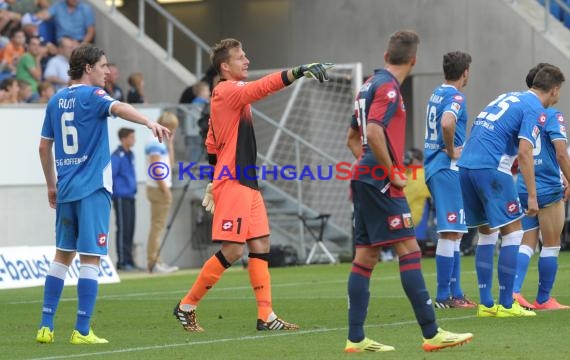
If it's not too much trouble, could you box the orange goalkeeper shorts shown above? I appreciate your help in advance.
[211,180,270,243]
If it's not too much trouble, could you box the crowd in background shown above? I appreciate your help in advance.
[0,1,150,105]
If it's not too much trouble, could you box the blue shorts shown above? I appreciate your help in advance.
[459,168,523,230]
[56,188,111,256]
[519,191,563,231]
[426,170,468,234]
[351,181,415,247]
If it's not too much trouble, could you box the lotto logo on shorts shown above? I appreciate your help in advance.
[221,220,233,231]
[447,212,458,223]
[97,233,107,247]
[506,201,519,214]
[388,215,403,230]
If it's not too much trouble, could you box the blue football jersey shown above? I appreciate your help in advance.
[458,91,544,173]
[518,108,567,195]
[423,84,467,180]
[41,85,118,202]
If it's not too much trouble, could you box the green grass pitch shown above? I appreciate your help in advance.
[2,252,570,359]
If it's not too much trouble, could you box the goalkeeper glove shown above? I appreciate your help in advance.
[202,183,215,214]
[292,63,334,83]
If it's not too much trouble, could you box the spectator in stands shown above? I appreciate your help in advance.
[181,81,210,161]
[35,0,94,44]
[17,78,32,102]
[179,66,218,104]
[0,27,25,75]
[8,0,50,15]
[20,11,43,39]
[0,2,22,36]
[127,72,145,104]
[13,0,56,47]
[104,63,124,101]
[34,79,53,103]
[16,34,43,93]
[0,76,19,103]
[44,35,75,90]
[192,81,210,104]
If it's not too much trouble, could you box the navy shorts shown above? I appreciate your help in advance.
[351,181,415,247]
[56,188,111,256]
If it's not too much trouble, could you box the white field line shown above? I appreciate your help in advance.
[25,315,475,360]
[7,264,568,305]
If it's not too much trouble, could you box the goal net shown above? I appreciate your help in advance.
[248,63,363,244]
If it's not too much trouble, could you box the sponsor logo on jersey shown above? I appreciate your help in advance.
[454,95,463,101]
[539,113,547,125]
[506,201,519,215]
[388,215,403,230]
[222,220,233,231]
[97,233,107,247]
[451,102,461,112]
[387,90,397,99]
[402,213,413,228]
[95,89,106,96]
[558,114,565,123]
[447,212,458,223]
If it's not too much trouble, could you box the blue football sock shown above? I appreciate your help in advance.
[497,231,522,308]
[399,252,438,339]
[40,262,69,331]
[435,239,455,301]
[75,264,100,336]
[451,240,464,298]
[536,247,560,304]
[513,245,533,294]
[347,262,373,342]
[475,244,495,307]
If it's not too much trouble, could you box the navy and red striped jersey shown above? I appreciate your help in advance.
[350,69,407,197]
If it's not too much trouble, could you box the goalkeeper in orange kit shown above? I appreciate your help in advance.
[173,37,332,331]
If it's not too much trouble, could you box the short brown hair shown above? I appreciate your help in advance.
[211,38,242,76]
[443,51,472,81]
[532,65,565,92]
[68,44,106,80]
[118,127,135,140]
[157,111,179,130]
[386,30,420,65]
[525,62,553,88]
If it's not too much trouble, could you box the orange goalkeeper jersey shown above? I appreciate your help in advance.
[206,71,288,189]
